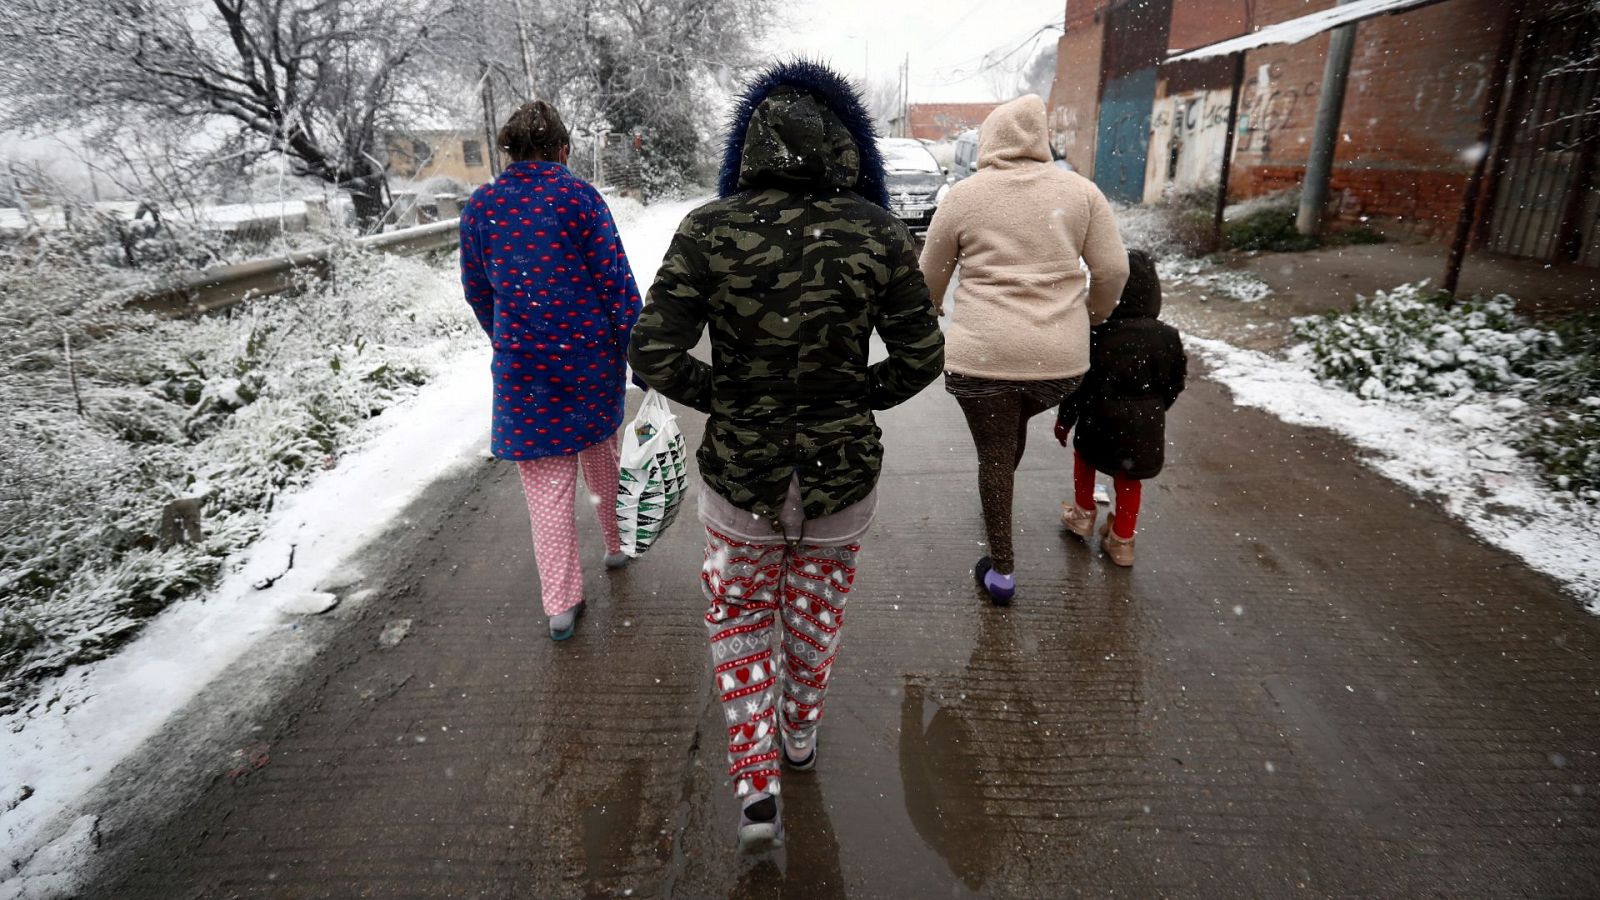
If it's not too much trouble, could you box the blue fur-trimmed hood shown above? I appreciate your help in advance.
[718,59,890,209]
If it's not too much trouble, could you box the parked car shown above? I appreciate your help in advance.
[951,129,980,182]
[950,128,1074,181]
[880,137,945,235]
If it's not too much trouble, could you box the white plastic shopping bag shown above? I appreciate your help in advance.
[615,389,689,557]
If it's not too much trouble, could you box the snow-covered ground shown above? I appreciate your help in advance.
[0,194,702,899]
[1158,256,1274,304]
[1194,336,1600,609]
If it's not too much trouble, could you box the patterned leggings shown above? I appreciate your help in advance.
[953,381,1079,574]
[515,432,622,616]
[702,527,859,799]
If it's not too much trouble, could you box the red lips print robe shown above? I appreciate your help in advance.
[459,160,642,460]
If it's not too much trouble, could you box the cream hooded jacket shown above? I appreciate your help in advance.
[919,95,1130,381]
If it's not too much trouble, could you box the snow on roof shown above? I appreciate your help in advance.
[1164,0,1450,64]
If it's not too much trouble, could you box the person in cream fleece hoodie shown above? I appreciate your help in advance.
[919,93,1130,605]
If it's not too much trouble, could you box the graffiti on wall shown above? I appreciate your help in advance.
[929,112,984,138]
[1049,105,1083,167]
[1145,89,1233,199]
[1410,59,1489,115]
[1238,81,1317,152]
[1151,98,1232,136]
[1143,74,1314,155]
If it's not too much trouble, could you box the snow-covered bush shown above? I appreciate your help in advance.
[1293,285,1598,501]
[0,244,476,710]
[1520,314,1600,498]
[1215,188,1384,252]
[1292,283,1559,400]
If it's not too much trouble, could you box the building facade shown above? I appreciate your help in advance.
[384,130,495,188]
[1047,0,1599,265]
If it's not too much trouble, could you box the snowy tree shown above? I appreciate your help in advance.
[446,0,778,195]
[0,0,461,225]
[583,0,777,192]
[863,77,904,134]
[1550,0,1600,128]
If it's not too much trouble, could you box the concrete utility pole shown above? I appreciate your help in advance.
[899,55,910,138]
[1296,0,1361,237]
[510,0,539,100]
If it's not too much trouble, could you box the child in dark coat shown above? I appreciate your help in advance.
[1055,248,1186,566]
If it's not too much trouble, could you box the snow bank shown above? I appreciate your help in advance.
[0,348,491,891]
[0,194,703,895]
[1193,336,1600,609]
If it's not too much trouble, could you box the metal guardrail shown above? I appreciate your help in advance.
[127,218,460,317]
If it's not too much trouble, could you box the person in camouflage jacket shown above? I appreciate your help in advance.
[628,60,943,851]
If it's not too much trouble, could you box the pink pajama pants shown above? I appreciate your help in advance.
[515,432,622,616]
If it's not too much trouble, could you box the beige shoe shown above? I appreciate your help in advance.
[1099,516,1135,567]
[1061,501,1097,539]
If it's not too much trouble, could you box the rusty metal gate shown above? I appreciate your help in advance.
[1485,9,1600,266]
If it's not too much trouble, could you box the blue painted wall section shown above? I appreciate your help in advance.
[1094,67,1157,204]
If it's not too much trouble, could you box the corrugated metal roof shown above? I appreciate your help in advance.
[1164,0,1451,63]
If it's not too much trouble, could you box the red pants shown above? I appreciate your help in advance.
[1073,451,1141,540]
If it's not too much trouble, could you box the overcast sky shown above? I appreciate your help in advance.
[764,0,1066,103]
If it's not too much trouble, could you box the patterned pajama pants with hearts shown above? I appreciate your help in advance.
[702,527,858,799]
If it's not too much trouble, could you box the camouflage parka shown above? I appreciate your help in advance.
[629,61,944,522]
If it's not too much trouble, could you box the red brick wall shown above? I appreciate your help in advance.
[1216,0,1509,234]
[1235,164,1470,237]
[1168,0,1250,53]
[1051,0,1510,233]
[1049,3,1105,175]
[908,103,1000,141]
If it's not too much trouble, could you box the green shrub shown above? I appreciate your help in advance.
[1518,314,1600,497]
[1224,208,1320,253]
[1327,226,1387,246]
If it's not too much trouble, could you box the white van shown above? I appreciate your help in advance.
[951,129,980,182]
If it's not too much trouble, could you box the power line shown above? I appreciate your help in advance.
[925,1,991,51]
[927,21,1061,89]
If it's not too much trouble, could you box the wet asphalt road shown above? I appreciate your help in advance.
[97,361,1600,898]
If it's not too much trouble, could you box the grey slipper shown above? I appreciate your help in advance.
[549,601,586,641]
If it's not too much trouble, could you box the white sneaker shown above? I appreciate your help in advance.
[737,792,783,852]
[781,732,817,771]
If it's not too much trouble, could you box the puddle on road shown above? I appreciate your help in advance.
[892,572,1144,891]
[582,760,647,897]
[898,681,991,891]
